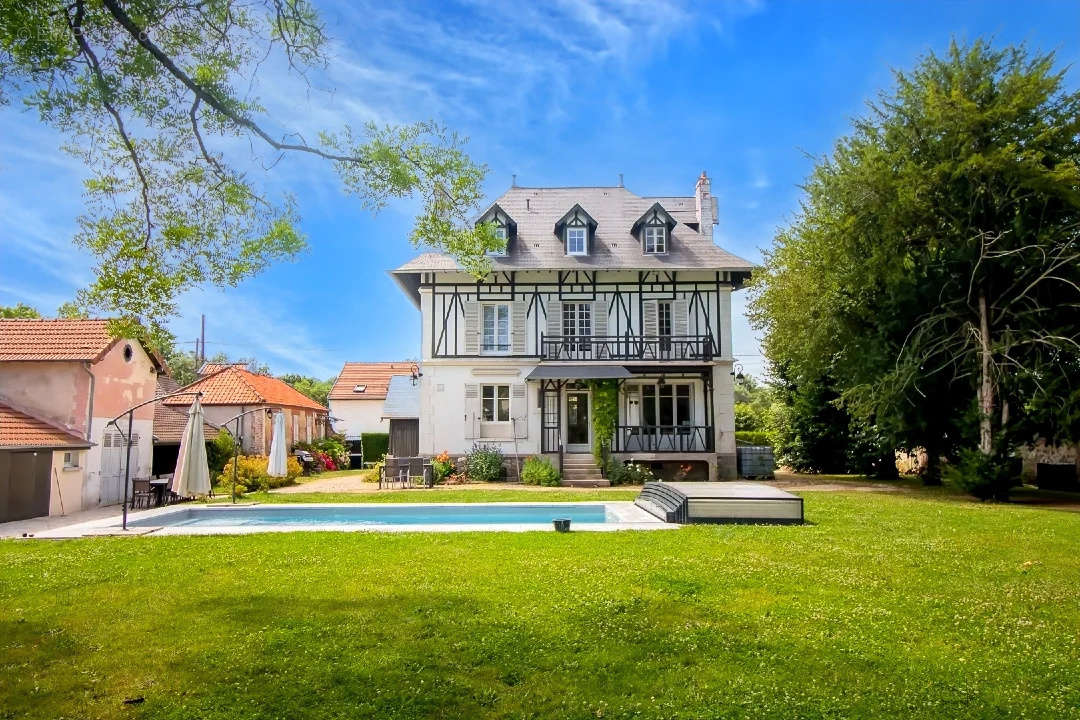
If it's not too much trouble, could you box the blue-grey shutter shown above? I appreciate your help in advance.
[512,300,527,355]
[673,298,689,336]
[464,384,479,439]
[511,383,528,438]
[545,299,562,359]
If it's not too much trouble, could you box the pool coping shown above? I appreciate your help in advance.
[32,501,676,537]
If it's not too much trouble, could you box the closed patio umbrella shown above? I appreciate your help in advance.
[172,397,211,497]
[267,411,287,477]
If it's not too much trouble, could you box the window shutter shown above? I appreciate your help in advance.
[511,384,528,438]
[592,300,608,337]
[464,384,479,439]
[545,299,562,358]
[642,300,658,337]
[512,300,527,355]
[464,301,479,355]
[673,298,689,336]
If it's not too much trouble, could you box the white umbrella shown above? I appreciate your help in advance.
[172,397,211,497]
[267,411,287,477]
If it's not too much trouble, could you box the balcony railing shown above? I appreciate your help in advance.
[541,334,715,361]
[613,425,715,453]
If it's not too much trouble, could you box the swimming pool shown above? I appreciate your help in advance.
[128,503,612,528]
[37,501,674,536]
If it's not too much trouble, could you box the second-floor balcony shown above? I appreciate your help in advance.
[540,334,716,362]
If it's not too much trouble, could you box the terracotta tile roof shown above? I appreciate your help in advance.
[0,401,90,450]
[165,366,328,411]
[0,318,164,369]
[0,318,114,361]
[153,376,219,444]
[329,362,418,401]
[198,362,248,376]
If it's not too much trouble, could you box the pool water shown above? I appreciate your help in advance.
[128,503,612,528]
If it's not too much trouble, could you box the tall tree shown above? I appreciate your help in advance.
[750,40,1080,496]
[0,304,41,318]
[1,0,499,341]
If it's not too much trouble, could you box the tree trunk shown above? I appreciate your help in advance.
[924,436,942,486]
[978,290,994,455]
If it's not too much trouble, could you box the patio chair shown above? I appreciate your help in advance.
[131,478,153,509]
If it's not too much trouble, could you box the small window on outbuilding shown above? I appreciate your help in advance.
[123,344,134,362]
[63,451,80,469]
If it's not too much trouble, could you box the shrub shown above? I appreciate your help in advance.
[605,459,655,486]
[368,457,385,483]
[944,449,1017,501]
[431,451,453,483]
[217,454,301,493]
[521,456,561,486]
[206,429,236,474]
[735,431,773,447]
[361,433,389,463]
[465,443,504,482]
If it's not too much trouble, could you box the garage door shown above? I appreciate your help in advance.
[0,450,52,523]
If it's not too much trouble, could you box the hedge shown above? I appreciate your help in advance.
[735,431,773,447]
[361,432,390,463]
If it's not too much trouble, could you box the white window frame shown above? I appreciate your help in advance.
[657,300,673,353]
[644,224,667,254]
[562,302,592,352]
[481,384,511,422]
[63,451,80,470]
[566,226,587,256]
[487,225,508,257]
[481,303,511,355]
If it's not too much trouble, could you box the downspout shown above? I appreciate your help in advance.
[81,362,95,441]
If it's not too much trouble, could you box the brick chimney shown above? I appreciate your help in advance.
[695,170,717,240]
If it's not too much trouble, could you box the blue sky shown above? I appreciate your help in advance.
[1,0,1078,379]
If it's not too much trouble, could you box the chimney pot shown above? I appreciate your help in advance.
[618,173,624,187]
[511,174,517,187]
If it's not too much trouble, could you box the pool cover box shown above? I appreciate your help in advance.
[636,482,803,524]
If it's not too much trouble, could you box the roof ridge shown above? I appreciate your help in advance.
[226,366,269,403]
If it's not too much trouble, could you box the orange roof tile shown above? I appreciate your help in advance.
[153,376,219,444]
[165,366,328,411]
[329,362,418,401]
[197,362,248,376]
[0,318,163,368]
[0,402,90,450]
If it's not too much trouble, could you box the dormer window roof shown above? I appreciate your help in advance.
[631,203,676,255]
[554,204,598,257]
[476,203,517,257]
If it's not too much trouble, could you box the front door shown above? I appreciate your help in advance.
[566,391,590,452]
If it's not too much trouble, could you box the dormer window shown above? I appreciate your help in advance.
[632,203,676,256]
[554,204,598,257]
[476,203,517,257]
[566,227,587,255]
[488,225,508,257]
[643,225,667,254]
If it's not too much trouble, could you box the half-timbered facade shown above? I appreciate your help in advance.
[392,172,752,481]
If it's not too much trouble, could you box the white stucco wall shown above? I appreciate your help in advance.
[329,399,389,438]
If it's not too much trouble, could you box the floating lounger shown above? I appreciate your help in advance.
[635,482,804,524]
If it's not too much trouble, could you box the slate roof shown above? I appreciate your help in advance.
[153,375,220,444]
[0,401,90,450]
[381,375,421,419]
[329,362,418,401]
[0,318,163,369]
[164,366,328,412]
[392,186,753,274]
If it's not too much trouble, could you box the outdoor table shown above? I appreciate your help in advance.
[149,479,170,507]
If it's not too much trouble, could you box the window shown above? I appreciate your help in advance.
[657,300,673,353]
[482,303,511,353]
[353,384,367,393]
[63,451,80,469]
[644,225,666,254]
[487,225,508,256]
[562,302,592,352]
[640,383,693,427]
[123,344,134,362]
[481,384,510,422]
[566,226,587,255]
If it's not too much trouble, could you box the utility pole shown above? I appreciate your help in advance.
[199,314,206,365]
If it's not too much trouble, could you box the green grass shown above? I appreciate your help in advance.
[2,492,1079,719]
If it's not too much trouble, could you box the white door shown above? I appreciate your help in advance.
[94,430,130,507]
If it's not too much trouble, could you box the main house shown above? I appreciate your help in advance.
[391,173,752,481]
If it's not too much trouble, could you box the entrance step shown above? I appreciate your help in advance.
[560,455,608,486]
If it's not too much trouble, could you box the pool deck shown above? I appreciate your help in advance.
[29,501,673,538]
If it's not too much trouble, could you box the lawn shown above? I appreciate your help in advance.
[2,492,1079,719]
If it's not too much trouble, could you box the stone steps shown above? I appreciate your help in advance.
[560,454,607,487]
